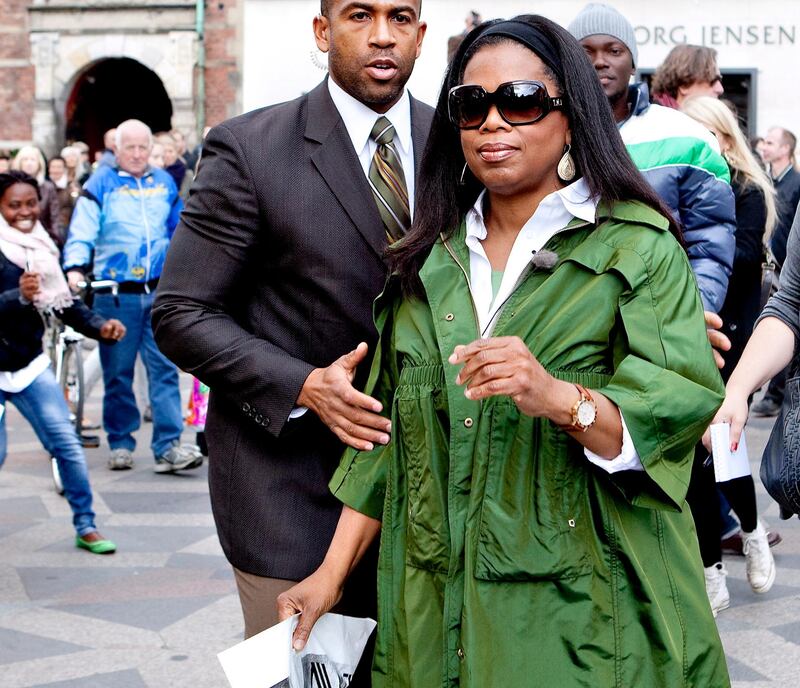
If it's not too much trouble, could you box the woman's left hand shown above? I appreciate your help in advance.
[449,336,557,417]
[99,319,126,341]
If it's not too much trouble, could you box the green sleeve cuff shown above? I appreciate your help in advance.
[329,443,390,520]
[598,354,723,511]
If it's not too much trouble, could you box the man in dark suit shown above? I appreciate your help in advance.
[152,0,431,653]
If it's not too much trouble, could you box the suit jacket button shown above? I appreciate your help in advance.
[242,402,251,413]
[264,417,271,427]
[255,413,263,423]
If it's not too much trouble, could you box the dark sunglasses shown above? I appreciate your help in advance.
[448,80,566,130]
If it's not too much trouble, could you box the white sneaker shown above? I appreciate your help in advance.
[742,522,776,593]
[704,563,730,617]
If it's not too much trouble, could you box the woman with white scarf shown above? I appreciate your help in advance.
[12,146,63,248]
[0,171,125,554]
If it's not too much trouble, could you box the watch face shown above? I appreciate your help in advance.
[576,400,596,426]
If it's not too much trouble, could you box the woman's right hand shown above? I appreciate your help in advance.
[276,564,344,652]
[19,272,41,302]
[702,388,750,452]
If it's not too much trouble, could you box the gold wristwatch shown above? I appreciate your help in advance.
[558,384,597,433]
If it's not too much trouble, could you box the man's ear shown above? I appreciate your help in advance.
[414,21,428,59]
[313,14,331,53]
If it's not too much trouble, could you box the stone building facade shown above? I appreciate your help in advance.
[0,0,242,155]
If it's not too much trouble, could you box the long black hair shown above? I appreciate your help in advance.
[390,14,680,297]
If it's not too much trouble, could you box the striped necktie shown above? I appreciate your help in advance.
[368,116,411,243]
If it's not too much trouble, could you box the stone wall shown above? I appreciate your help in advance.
[0,0,34,147]
[204,0,242,126]
[1,0,246,151]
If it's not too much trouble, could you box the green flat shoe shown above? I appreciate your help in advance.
[75,534,117,555]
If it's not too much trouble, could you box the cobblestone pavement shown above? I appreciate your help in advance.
[0,385,798,687]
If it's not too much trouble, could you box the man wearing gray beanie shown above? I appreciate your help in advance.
[569,3,746,621]
[569,3,734,314]
[568,3,638,122]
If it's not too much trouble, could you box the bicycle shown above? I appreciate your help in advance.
[43,279,118,494]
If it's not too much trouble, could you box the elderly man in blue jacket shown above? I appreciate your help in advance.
[63,119,200,474]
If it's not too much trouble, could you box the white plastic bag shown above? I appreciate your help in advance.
[218,613,376,688]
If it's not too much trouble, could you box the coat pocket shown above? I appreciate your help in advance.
[474,401,592,581]
[395,365,450,573]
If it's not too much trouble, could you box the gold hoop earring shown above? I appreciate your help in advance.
[458,162,469,186]
[557,144,576,182]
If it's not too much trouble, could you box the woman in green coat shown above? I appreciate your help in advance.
[279,15,730,688]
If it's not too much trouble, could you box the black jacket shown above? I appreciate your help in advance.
[0,251,105,372]
[769,165,800,267]
[152,80,434,584]
[719,176,768,379]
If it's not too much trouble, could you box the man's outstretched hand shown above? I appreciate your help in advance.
[297,342,391,451]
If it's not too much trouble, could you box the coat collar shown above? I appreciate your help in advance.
[430,198,669,282]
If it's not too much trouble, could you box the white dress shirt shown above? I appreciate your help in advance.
[290,80,417,421]
[465,178,643,474]
[327,77,416,216]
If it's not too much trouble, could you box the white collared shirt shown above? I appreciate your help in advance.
[465,178,643,474]
[327,77,416,216]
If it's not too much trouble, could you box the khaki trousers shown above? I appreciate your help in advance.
[233,567,296,639]
[232,566,375,686]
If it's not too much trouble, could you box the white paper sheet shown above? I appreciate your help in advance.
[218,613,376,688]
[709,423,752,483]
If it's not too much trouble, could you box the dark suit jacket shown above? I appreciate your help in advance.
[152,80,433,588]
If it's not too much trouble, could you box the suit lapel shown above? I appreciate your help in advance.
[306,81,386,261]
[410,96,433,175]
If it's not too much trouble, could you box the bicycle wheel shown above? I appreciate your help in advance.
[60,341,85,436]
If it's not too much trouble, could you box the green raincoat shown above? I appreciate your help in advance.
[330,200,730,687]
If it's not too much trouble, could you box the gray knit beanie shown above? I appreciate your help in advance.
[567,3,638,67]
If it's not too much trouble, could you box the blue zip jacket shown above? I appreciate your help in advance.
[619,83,736,312]
[63,165,183,283]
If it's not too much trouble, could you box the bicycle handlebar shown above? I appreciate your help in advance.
[76,279,119,297]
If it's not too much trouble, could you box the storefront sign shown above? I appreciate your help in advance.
[635,25,796,46]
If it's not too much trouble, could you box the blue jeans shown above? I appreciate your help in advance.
[0,367,96,535]
[94,291,183,459]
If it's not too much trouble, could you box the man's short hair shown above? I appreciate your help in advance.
[772,127,798,155]
[651,44,719,99]
[115,119,153,149]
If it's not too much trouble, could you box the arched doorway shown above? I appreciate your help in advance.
[65,58,173,156]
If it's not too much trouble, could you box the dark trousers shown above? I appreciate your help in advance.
[687,446,758,567]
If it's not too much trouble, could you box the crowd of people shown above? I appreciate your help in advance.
[2,0,800,684]
[0,122,206,554]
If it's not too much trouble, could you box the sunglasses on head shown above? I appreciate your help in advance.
[448,80,566,130]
